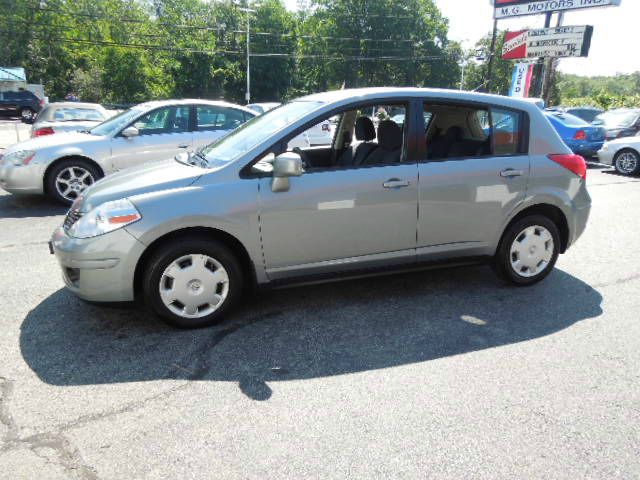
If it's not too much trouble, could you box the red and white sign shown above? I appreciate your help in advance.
[494,0,621,19]
[502,30,528,60]
[502,26,594,59]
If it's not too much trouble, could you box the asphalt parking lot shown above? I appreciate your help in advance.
[0,167,639,479]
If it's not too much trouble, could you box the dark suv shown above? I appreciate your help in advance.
[0,90,44,122]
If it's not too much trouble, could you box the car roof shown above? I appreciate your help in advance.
[45,102,107,110]
[298,87,544,112]
[134,99,257,115]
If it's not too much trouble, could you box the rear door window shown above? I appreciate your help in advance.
[491,108,525,156]
[197,106,246,131]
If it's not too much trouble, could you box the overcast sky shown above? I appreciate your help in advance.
[283,0,637,77]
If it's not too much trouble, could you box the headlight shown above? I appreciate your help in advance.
[68,198,141,239]
[4,150,36,166]
[601,144,608,151]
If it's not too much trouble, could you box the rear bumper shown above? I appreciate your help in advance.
[566,140,604,158]
[50,225,146,302]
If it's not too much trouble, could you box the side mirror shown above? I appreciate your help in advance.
[121,126,139,138]
[271,152,303,193]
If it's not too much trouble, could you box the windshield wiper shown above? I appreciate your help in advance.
[191,150,209,167]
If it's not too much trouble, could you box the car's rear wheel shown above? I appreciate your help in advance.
[143,238,243,329]
[613,149,640,176]
[45,158,102,205]
[19,107,35,123]
[493,215,560,286]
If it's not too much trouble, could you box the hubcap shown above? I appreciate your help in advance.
[616,152,638,174]
[55,166,94,201]
[509,225,554,278]
[159,254,229,319]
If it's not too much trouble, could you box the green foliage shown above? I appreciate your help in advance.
[0,0,460,103]
[557,72,640,109]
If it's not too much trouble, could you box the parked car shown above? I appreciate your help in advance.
[544,111,606,158]
[597,131,640,175]
[49,87,590,329]
[30,102,112,138]
[0,99,256,204]
[246,102,281,114]
[564,107,603,124]
[593,108,640,140]
[0,89,45,122]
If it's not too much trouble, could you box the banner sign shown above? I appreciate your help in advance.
[494,0,621,19]
[502,25,593,59]
[509,63,534,98]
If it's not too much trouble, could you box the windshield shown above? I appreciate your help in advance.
[595,111,639,128]
[89,108,144,136]
[49,107,105,122]
[201,101,323,167]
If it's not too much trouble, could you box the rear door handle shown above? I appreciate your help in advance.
[383,179,411,189]
[500,169,524,178]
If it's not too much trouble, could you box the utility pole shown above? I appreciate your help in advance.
[238,5,255,104]
[541,11,564,106]
[531,12,553,99]
[486,18,498,93]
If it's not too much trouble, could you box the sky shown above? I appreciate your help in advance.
[283,0,638,77]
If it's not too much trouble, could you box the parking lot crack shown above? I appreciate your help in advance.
[1,376,100,479]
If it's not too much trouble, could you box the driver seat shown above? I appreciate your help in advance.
[337,116,377,167]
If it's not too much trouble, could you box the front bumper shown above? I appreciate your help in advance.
[0,159,45,194]
[597,148,615,166]
[50,225,146,302]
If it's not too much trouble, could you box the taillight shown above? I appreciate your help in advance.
[548,154,587,180]
[573,130,586,140]
[33,127,54,137]
[39,98,45,107]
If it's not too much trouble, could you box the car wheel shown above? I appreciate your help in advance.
[143,238,244,329]
[613,149,640,176]
[20,107,35,123]
[493,215,560,286]
[45,158,102,205]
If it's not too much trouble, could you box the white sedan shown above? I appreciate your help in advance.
[0,99,256,204]
[597,132,640,176]
[30,102,114,138]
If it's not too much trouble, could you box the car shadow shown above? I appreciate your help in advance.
[0,193,66,218]
[20,266,602,401]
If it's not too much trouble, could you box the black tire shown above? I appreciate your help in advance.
[613,149,640,176]
[45,158,102,205]
[492,215,560,286]
[19,107,35,123]
[143,237,244,329]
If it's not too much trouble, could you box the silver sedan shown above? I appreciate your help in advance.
[0,99,256,204]
[30,102,114,138]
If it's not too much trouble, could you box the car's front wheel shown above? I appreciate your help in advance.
[45,158,102,205]
[613,149,640,176]
[493,215,560,286]
[143,238,244,328]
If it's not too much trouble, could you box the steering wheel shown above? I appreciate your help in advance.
[292,147,311,170]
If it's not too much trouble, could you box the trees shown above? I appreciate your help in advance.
[0,0,460,103]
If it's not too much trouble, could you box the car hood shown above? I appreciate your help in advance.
[3,131,104,155]
[80,158,205,211]
[606,135,640,147]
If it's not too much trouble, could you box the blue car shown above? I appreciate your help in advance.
[544,111,606,158]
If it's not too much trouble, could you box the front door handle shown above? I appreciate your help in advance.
[178,143,190,149]
[383,179,411,189]
[500,169,524,178]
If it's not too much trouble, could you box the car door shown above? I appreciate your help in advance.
[257,101,419,281]
[192,105,250,151]
[417,103,530,259]
[110,105,192,171]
